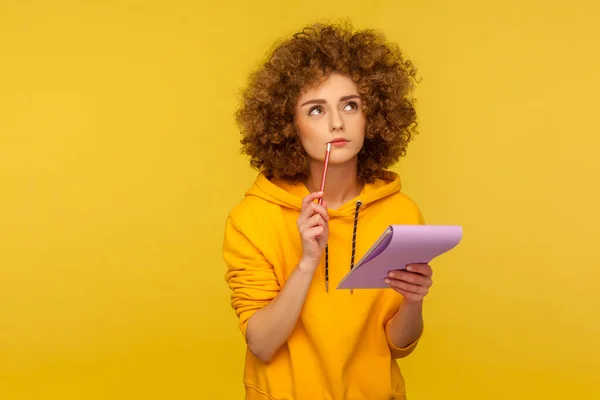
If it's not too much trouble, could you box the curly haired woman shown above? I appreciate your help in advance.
[222,22,434,400]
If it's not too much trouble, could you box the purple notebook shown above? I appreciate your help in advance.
[336,225,463,290]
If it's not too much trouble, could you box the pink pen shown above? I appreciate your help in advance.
[318,142,332,205]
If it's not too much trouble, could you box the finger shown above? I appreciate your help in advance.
[406,263,433,277]
[300,202,329,225]
[299,197,325,223]
[388,271,432,287]
[384,278,429,296]
[311,203,329,223]
[299,210,327,229]
[303,213,326,229]
[302,191,324,210]
[385,277,416,298]
[302,225,326,241]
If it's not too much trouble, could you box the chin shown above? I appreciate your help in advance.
[328,152,359,165]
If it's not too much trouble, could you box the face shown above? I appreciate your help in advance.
[294,72,366,165]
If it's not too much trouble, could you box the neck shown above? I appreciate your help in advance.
[306,156,362,209]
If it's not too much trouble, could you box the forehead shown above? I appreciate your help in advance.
[297,73,359,101]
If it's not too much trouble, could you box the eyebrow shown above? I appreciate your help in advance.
[300,94,361,107]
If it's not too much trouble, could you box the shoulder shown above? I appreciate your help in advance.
[367,171,425,224]
[226,193,284,234]
[390,191,422,212]
[386,192,425,224]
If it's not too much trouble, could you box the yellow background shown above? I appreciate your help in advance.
[1,0,599,399]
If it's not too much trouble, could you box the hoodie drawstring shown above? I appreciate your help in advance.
[325,200,362,292]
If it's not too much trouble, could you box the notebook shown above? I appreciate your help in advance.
[336,224,463,290]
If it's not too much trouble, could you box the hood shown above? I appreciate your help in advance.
[243,170,404,292]
[245,170,402,217]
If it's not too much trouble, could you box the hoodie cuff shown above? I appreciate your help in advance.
[384,320,421,359]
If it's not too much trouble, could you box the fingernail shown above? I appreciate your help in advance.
[384,278,390,283]
[406,265,412,271]
[388,272,395,277]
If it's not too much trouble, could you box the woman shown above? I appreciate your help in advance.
[222,22,434,400]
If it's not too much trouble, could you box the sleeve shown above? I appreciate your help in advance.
[383,198,425,358]
[222,216,281,340]
[384,318,422,359]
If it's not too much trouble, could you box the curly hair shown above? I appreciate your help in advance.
[235,22,419,184]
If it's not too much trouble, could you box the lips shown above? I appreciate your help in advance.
[329,138,349,144]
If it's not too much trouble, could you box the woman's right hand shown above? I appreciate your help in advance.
[297,191,329,272]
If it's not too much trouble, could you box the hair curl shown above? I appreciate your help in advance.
[235,22,419,184]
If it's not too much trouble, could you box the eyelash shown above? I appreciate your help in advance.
[345,101,358,111]
[308,106,323,116]
[308,101,359,116]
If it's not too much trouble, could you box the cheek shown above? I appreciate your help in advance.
[355,114,366,132]
[295,120,325,157]
[348,115,366,142]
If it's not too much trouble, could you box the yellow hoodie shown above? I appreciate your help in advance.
[222,170,425,400]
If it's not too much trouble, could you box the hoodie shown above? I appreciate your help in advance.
[222,170,425,400]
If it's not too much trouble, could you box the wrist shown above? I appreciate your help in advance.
[297,258,319,273]
[400,299,423,312]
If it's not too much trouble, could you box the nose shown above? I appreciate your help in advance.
[329,110,344,131]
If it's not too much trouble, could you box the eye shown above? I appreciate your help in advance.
[308,106,324,116]
[343,101,358,111]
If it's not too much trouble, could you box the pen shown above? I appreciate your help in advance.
[318,142,332,205]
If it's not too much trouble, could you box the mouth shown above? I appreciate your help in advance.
[328,138,349,145]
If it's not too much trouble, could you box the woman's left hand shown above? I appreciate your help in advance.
[384,263,433,304]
